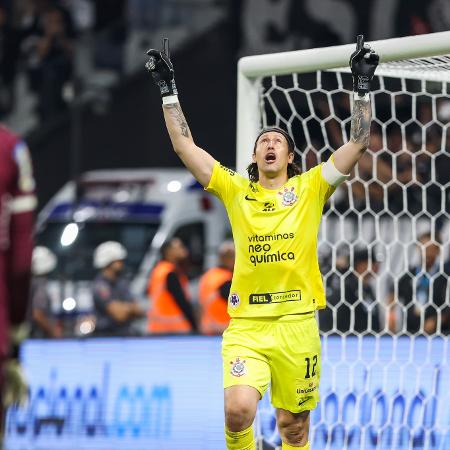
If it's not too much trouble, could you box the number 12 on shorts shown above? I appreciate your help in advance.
[304,354,318,378]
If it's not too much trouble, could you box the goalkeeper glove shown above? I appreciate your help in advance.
[349,34,379,96]
[145,38,178,98]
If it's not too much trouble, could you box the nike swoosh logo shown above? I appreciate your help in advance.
[298,399,309,407]
[245,195,257,201]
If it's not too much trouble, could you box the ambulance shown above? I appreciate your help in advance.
[35,168,230,331]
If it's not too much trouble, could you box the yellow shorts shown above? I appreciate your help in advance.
[222,313,321,413]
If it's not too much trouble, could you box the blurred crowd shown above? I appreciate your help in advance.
[28,228,450,339]
[287,83,450,231]
[0,0,203,122]
[0,0,116,120]
[20,76,450,340]
[320,233,450,336]
[29,237,236,339]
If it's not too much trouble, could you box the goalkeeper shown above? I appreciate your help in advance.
[146,36,378,450]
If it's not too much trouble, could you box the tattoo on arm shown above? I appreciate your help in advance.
[164,103,190,138]
[350,96,371,148]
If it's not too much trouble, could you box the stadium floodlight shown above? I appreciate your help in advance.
[237,31,450,450]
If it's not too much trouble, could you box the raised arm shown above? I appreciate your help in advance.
[145,39,215,187]
[333,35,379,175]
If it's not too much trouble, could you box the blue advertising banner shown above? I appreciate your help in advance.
[6,337,225,450]
[257,336,450,450]
[5,336,450,450]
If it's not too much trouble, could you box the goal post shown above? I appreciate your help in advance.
[236,31,450,450]
[236,30,450,174]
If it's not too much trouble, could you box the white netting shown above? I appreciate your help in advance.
[251,57,450,449]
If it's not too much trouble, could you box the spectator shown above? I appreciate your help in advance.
[387,232,450,335]
[127,0,163,31]
[93,0,126,72]
[0,4,21,116]
[29,246,62,338]
[22,2,75,120]
[92,241,145,336]
[0,124,36,438]
[319,251,348,333]
[198,240,234,335]
[147,237,198,334]
[326,247,381,334]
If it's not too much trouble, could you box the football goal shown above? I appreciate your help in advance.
[236,31,450,450]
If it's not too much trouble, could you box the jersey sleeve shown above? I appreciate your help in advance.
[303,159,337,206]
[205,161,244,206]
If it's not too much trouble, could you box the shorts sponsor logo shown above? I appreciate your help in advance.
[297,382,317,395]
[249,290,301,304]
[278,186,298,206]
[245,194,257,201]
[229,293,240,308]
[298,398,309,407]
[230,357,246,377]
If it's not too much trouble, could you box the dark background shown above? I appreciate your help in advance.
[3,0,448,209]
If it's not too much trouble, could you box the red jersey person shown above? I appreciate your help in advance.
[0,124,36,428]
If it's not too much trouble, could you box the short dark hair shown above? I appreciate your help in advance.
[353,247,385,267]
[353,248,369,266]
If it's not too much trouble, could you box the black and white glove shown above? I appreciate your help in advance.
[145,38,178,99]
[349,35,379,96]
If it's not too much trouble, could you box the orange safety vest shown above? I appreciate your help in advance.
[147,260,192,333]
[199,267,232,335]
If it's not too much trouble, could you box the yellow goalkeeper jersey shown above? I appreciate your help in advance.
[206,161,336,317]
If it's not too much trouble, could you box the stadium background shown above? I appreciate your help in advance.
[3,0,447,208]
[2,1,450,449]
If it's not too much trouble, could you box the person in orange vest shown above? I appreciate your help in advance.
[199,240,235,335]
[147,237,198,334]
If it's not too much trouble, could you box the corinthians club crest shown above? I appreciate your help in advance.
[230,357,246,377]
[278,186,298,206]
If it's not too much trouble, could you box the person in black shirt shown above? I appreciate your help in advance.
[388,232,450,335]
[323,248,381,334]
[30,246,62,338]
[92,241,145,336]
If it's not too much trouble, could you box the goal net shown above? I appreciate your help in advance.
[236,31,450,450]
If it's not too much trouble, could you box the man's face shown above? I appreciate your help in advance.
[169,238,189,263]
[109,260,125,275]
[252,131,293,178]
[221,250,235,271]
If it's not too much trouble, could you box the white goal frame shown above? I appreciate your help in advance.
[236,30,450,174]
